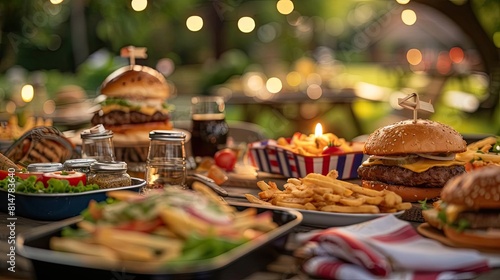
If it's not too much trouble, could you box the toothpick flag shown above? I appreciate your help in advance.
[120,46,148,66]
[398,93,434,123]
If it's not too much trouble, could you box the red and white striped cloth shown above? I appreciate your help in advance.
[294,215,491,280]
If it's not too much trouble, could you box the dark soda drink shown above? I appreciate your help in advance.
[191,113,229,158]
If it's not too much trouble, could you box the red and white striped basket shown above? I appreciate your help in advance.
[248,140,369,179]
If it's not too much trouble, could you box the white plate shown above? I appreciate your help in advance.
[226,201,404,228]
[296,207,404,227]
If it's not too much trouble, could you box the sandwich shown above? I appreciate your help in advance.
[357,119,467,202]
[91,65,173,134]
[422,165,500,249]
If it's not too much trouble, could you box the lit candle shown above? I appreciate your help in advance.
[314,123,323,137]
[314,123,327,148]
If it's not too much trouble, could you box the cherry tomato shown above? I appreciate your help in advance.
[322,146,344,155]
[42,171,86,186]
[214,148,237,172]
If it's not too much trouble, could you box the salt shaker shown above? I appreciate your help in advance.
[145,130,187,189]
[80,124,115,162]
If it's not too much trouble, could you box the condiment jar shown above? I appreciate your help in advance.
[63,158,97,176]
[80,124,115,162]
[27,162,64,173]
[87,161,131,189]
[145,130,187,189]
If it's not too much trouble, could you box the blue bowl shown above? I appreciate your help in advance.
[0,178,145,221]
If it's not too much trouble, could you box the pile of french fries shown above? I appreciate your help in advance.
[456,136,500,170]
[276,132,360,156]
[50,183,278,264]
[246,171,412,214]
[0,115,53,140]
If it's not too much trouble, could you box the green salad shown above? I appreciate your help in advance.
[0,175,99,193]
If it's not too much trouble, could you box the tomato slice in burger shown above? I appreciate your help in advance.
[42,171,86,186]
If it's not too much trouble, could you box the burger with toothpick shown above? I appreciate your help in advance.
[357,93,468,202]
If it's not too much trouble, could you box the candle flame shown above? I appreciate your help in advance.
[315,123,323,137]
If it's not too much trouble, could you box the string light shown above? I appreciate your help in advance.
[186,15,203,32]
[131,0,147,12]
[238,17,256,33]
[401,9,417,25]
[277,0,294,15]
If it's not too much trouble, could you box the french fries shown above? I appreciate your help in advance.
[276,132,359,156]
[456,136,500,170]
[246,171,412,214]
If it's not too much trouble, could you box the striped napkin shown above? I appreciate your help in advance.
[294,215,490,280]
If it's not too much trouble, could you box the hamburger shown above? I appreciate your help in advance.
[357,119,467,202]
[422,165,500,249]
[91,65,173,134]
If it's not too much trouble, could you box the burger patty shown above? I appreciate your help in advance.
[91,110,169,126]
[357,164,466,187]
[457,211,500,229]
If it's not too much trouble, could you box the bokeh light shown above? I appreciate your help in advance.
[43,100,56,115]
[186,15,203,32]
[131,0,147,11]
[21,84,34,103]
[277,0,294,15]
[286,71,302,87]
[401,9,417,25]
[238,17,256,33]
[266,77,282,93]
[306,84,322,100]
[406,48,422,65]
[449,47,464,63]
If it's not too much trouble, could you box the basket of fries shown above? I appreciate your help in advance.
[455,136,500,171]
[248,132,367,179]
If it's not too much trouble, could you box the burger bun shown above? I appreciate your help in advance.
[361,180,442,202]
[443,226,500,249]
[100,65,170,100]
[363,119,467,156]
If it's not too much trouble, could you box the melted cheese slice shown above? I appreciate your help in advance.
[361,158,465,173]
[445,204,467,224]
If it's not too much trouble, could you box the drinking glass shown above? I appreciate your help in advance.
[190,96,229,158]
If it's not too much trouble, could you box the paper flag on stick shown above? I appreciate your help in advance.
[120,46,148,66]
[398,93,434,123]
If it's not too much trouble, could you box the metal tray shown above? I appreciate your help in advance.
[0,178,145,221]
[17,202,302,280]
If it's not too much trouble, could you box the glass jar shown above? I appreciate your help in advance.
[80,124,115,162]
[87,161,131,189]
[63,158,97,176]
[145,130,187,189]
[27,162,64,173]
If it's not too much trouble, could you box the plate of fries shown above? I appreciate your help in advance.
[248,137,367,180]
[245,171,412,227]
[455,136,500,171]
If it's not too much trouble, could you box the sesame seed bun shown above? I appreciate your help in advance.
[100,65,169,100]
[441,165,500,209]
[443,225,500,249]
[363,119,467,155]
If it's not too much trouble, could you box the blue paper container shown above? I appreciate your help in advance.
[0,178,145,221]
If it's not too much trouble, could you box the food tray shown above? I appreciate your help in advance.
[0,178,145,221]
[17,202,302,280]
[248,140,368,179]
